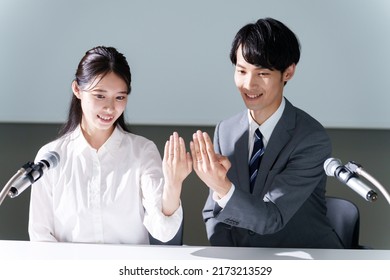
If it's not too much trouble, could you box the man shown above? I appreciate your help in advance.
[190,18,343,248]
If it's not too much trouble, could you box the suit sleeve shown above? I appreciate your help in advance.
[203,123,232,243]
[205,121,331,236]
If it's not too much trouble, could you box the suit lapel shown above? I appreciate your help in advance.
[227,112,251,193]
[252,99,296,195]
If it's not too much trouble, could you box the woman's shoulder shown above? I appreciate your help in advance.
[119,128,158,149]
[35,137,63,155]
[34,129,79,161]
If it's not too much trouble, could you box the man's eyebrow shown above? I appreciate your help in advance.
[236,63,270,70]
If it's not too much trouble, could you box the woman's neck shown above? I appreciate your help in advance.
[80,122,114,150]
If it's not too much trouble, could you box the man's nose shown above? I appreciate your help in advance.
[244,74,259,90]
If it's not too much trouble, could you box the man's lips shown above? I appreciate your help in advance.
[245,93,263,99]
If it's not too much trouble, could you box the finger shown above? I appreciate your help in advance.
[179,136,186,155]
[189,141,195,159]
[173,132,180,160]
[217,155,231,171]
[197,130,209,164]
[169,134,174,160]
[190,141,200,170]
[192,132,202,163]
[163,140,169,161]
[203,132,217,164]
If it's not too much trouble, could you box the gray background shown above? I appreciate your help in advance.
[0,0,390,128]
[0,0,390,249]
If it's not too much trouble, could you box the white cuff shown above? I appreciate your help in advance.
[213,184,235,208]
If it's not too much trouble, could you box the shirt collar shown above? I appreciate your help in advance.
[71,125,125,154]
[248,97,286,147]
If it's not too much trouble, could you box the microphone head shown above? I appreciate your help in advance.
[39,151,60,169]
[8,151,60,199]
[324,158,342,176]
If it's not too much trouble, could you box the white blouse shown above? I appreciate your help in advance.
[28,125,182,244]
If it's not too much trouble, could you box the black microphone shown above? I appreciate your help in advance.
[8,151,60,198]
[324,158,378,202]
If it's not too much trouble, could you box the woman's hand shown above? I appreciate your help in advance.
[162,131,192,215]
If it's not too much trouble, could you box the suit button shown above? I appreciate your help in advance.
[248,230,255,236]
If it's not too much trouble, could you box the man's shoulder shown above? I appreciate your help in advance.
[284,99,326,132]
[218,110,247,128]
[294,107,326,132]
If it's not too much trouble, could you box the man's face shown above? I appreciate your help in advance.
[234,45,295,123]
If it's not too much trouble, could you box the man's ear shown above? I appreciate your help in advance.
[72,80,81,99]
[283,64,296,82]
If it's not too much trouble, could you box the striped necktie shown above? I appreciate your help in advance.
[249,128,264,192]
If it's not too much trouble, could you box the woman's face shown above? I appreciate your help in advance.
[73,72,128,136]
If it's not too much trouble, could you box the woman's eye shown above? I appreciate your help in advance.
[116,96,126,101]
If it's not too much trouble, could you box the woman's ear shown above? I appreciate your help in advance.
[283,64,296,82]
[72,80,81,99]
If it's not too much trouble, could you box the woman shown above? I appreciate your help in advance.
[28,46,192,244]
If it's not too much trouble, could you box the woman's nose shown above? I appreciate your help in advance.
[103,98,115,112]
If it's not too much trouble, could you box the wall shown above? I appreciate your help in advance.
[1,123,389,248]
[1,0,390,128]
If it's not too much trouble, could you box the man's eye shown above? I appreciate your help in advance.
[94,94,105,99]
[116,96,126,101]
[258,72,269,76]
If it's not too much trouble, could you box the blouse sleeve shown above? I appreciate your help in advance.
[28,147,58,242]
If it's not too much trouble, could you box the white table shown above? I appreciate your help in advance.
[1,240,390,260]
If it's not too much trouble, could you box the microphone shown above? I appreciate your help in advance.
[324,158,378,202]
[8,151,60,198]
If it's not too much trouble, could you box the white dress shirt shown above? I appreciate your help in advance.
[248,97,286,156]
[214,98,286,207]
[28,125,182,244]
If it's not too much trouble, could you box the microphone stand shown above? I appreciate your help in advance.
[346,161,390,206]
[0,169,25,206]
[0,162,33,206]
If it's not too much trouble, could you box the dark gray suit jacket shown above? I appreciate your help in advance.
[203,99,343,248]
